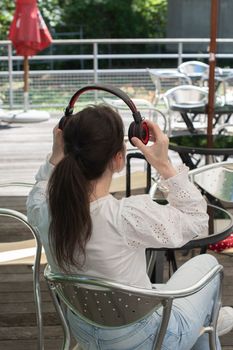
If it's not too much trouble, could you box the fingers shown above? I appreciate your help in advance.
[131,136,147,152]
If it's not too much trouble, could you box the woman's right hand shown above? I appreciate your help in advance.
[49,125,64,166]
[131,120,177,179]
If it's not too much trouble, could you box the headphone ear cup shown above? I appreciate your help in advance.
[128,121,149,145]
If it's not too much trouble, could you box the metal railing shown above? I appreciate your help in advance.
[1,38,233,110]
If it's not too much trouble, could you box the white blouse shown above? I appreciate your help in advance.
[26,157,208,289]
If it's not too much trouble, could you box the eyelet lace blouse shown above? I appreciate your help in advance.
[26,157,208,289]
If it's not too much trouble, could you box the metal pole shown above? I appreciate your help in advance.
[207,0,219,146]
[93,42,98,103]
[178,42,183,66]
[8,43,13,109]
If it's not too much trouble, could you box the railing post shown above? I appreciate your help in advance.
[8,43,13,109]
[93,42,98,103]
[178,42,183,66]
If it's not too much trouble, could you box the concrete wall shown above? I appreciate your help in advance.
[167,0,233,53]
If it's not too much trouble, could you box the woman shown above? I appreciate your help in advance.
[27,104,233,349]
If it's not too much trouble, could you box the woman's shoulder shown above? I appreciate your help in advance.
[90,193,154,212]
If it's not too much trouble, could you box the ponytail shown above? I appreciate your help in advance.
[48,104,124,271]
[48,154,91,271]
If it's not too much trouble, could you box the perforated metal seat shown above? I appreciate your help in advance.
[44,264,223,350]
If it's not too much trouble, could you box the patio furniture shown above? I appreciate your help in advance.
[44,263,223,350]
[147,68,192,105]
[0,109,50,125]
[0,207,44,349]
[163,85,209,135]
[147,203,233,281]
[169,134,233,169]
[189,162,233,256]
[217,73,233,105]
[188,161,233,208]
[178,61,223,85]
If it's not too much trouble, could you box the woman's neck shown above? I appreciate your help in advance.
[89,168,113,202]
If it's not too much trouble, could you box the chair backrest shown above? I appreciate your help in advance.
[0,182,44,349]
[178,61,209,78]
[189,161,233,205]
[147,69,192,105]
[0,207,44,349]
[163,85,209,109]
[218,73,233,104]
[44,265,174,350]
[44,264,223,350]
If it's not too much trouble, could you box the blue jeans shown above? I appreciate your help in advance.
[67,254,221,350]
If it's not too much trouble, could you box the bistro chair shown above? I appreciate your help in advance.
[220,74,233,104]
[147,68,192,105]
[0,181,45,349]
[188,161,233,208]
[178,60,223,89]
[189,161,233,256]
[178,61,209,83]
[163,84,209,135]
[44,263,223,350]
[0,207,44,350]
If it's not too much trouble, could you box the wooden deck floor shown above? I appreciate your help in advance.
[0,118,233,349]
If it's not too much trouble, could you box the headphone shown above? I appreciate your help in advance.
[58,84,149,145]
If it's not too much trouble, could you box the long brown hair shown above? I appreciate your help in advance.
[48,104,124,271]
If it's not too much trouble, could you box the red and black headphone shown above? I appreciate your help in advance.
[58,84,149,145]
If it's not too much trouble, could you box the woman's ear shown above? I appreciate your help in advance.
[112,150,125,173]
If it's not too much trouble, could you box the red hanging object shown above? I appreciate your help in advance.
[8,0,52,57]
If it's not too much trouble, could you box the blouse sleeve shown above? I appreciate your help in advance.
[26,155,54,228]
[119,165,208,249]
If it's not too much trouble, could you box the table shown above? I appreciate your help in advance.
[169,134,233,169]
[148,204,233,283]
[171,103,233,134]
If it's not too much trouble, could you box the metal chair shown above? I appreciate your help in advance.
[189,161,233,256]
[178,60,209,81]
[147,68,192,105]
[44,263,223,350]
[188,161,233,208]
[219,74,233,104]
[0,207,44,350]
[0,181,44,349]
[163,84,209,135]
[178,60,223,87]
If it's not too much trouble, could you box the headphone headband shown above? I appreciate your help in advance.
[60,83,149,145]
[65,84,143,124]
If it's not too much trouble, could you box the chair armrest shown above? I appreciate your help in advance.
[152,264,223,299]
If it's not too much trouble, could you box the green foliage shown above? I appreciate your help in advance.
[0,0,167,39]
[0,2,15,40]
[133,0,167,38]
[56,0,167,38]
